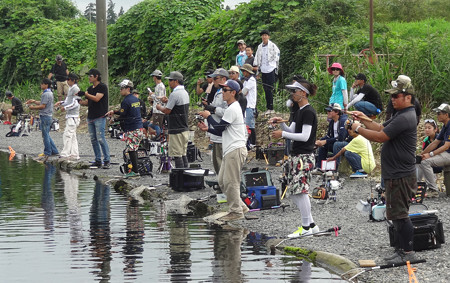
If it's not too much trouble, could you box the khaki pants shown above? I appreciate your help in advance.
[56,81,69,101]
[218,147,248,214]
[212,142,223,175]
[168,131,189,157]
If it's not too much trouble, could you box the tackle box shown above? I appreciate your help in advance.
[247,186,278,209]
[169,168,209,192]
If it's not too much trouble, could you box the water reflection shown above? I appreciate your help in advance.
[61,171,84,245]
[41,164,55,234]
[123,200,145,278]
[212,227,247,282]
[168,214,192,281]
[89,181,111,281]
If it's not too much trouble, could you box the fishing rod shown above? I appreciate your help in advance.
[273,226,341,248]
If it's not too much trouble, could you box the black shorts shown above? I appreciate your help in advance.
[12,110,22,116]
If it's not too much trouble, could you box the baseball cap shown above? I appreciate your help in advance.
[260,29,270,36]
[118,79,133,88]
[209,68,229,78]
[237,39,246,45]
[151,69,163,77]
[205,69,215,77]
[165,71,183,81]
[219,80,241,93]
[56,55,63,61]
[433,103,450,114]
[5,90,13,97]
[354,73,367,81]
[325,103,342,112]
[132,89,140,95]
[385,75,415,95]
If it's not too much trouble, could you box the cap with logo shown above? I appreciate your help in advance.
[118,79,134,88]
[385,75,415,95]
[219,80,241,93]
[433,103,450,114]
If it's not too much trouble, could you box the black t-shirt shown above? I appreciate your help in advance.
[50,62,68,81]
[381,106,417,179]
[358,84,383,111]
[291,104,318,155]
[11,97,23,113]
[245,56,254,66]
[87,82,109,119]
[206,85,218,104]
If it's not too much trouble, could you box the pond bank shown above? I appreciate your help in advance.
[1,124,448,282]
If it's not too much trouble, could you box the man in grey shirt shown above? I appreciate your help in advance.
[26,78,59,162]
[349,75,418,265]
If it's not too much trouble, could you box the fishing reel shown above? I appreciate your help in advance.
[345,119,354,130]
[195,114,205,123]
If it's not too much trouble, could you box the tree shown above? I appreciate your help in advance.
[107,0,117,25]
[118,7,124,17]
[84,3,96,23]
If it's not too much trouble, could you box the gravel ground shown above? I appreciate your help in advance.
[0,122,449,283]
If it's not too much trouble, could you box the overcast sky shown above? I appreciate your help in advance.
[72,0,248,14]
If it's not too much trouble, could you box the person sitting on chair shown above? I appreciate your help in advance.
[3,91,23,125]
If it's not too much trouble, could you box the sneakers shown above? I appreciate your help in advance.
[386,250,418,265]
[311,168,323,175]
[124,171,137,178]
[218,212,244,222]
[263,109,275,116]
[36,155,49,163]
[38,153,46,157]
[311,225,320,234]
[3,121,11,125]
[350,171,368,178]
[102,161,111,169]
[92,161,102,168]
[287,227,312,238]
[426,190,440,198]
[383,249,402,261]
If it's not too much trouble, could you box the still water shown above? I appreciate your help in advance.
[0,151,345,282]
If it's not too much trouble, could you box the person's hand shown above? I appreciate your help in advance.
[352,82,358,88]
[271,130,282,139]
[197,121,208,131]
[197,78,204,85]
[327,156,336,161]
[315,140,326,147]
[201,98,208,106]
[106,110,113,117]
[160,97,168,103]
[198,110,211,119]
[421,153,431,160]
[25,99,34,105]
[268,117,283,125]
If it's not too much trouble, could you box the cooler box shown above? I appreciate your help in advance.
[169,168,209,192]
[247,186,279,209]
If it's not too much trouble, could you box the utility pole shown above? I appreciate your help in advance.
[96,0,109,103]
[369,0,374,63]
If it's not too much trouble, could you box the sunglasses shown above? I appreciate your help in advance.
[168,79,175,82]
[390,93,403,99]
[331,68,340,71]
[425,119,437,126]
[222,88,233,93]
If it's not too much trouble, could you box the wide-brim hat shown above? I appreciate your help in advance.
[240,64,254,75]
[328,62,344,75]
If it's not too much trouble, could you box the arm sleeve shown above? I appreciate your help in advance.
[348,93,365,108]
[282,125,312,141]
[342,89,348,105]
[206,115,229,136]
[280,122,296,133]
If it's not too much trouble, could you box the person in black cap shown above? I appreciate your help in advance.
[48,55,69,101]
[253,29,280,116]
[196,69,216,104]
[3,91,23,125]
[347,73,383,118]
[79,68,111,169]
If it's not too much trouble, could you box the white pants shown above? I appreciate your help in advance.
[60,117,80,158]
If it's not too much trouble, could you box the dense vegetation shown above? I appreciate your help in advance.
[0,0,449,110]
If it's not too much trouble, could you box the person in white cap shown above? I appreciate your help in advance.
[420,103,450,197]
[148,69,166,140]
[106,79,144,177]
[269,79,320,237]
